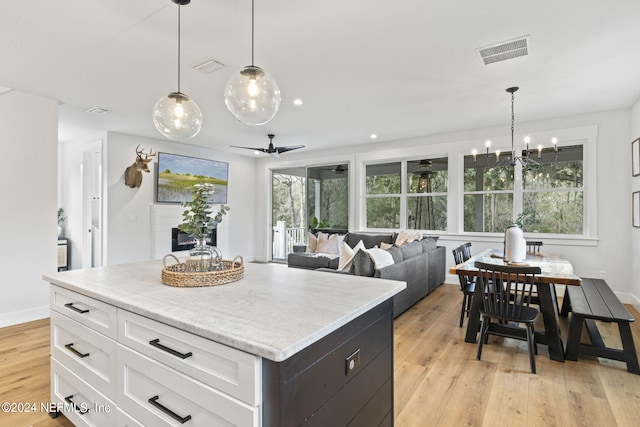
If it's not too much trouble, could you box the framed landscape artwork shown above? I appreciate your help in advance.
[633,138,640,177]
[156,152,229,204]
[634,191,640,228]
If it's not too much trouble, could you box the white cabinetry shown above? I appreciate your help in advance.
[50,285,261,426]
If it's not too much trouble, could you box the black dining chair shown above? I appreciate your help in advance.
[526,240,543,253]
[452,243,475,327]
[474,261,542,374]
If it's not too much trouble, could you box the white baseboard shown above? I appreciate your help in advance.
[0,306,49,328]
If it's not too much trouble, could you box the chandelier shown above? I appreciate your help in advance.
[472,87,558,168]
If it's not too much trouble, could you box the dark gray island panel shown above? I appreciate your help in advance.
[262,300,393,427]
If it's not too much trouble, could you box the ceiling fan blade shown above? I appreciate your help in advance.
[231,145,268,153]
[276,145,305,153]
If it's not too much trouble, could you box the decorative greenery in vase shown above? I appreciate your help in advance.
[178,183,230,240]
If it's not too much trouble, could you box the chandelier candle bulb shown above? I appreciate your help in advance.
[495,150,500,163]
[538,145,542,159]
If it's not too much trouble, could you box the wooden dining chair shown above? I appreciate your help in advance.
[452,243,475,327]
[474,261,542,374]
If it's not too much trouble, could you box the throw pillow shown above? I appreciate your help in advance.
[380,242,393,250]
[316,232,341,255]
[338,240,365,272]
[307,232,318,252]
[364,248,395,270]
[353,249,375,277]
[395,230,422,246]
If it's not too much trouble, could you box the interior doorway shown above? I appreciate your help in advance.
[82,148,103,268]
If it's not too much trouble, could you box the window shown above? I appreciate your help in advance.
[522,145,583,234]
[307,164,349,230]
[365,163,400,228]
[406,158,448,230]
[463,154,514,232]
[463,144,584,235]
[365,158,448,231]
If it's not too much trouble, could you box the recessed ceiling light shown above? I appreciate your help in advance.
[293,98,303,106]
[370,134,377,140]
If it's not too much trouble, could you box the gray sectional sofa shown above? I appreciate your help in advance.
[287,232,446,317]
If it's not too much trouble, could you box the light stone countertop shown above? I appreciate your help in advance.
[43,261,405,362]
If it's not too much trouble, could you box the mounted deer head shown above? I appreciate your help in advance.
[124,144,157,188]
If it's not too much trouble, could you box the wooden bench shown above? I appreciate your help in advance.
[565,278,639,374]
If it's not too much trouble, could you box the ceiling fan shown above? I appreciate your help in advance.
[231,134,305,158]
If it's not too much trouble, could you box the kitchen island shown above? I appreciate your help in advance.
[44,260,405,426]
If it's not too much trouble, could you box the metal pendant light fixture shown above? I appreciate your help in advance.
[153,0,202,141]
[505,87,538,167]
[224,0,281,126]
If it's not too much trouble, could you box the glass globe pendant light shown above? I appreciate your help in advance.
[153,0,202,141]
[224,0,281,126]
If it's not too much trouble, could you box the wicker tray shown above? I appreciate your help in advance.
[161,254,244,287]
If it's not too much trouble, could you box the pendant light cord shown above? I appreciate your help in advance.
[510,90,515,158]
[251,0,255,66]
[177,3,181,93]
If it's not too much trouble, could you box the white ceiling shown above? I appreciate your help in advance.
[2,0,640,155]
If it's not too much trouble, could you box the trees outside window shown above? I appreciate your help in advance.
[463,144,584,234]
[463,155,514,232]
[365,158,448,231]
[522,145,583,234]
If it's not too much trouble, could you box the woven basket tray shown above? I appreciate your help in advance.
[161,254,244,287]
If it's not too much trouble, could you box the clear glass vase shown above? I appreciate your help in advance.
[187,237,214,272]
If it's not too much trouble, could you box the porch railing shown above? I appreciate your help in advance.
[272,222,306,260]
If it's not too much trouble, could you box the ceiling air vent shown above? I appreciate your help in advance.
[193,58,225,74]
[477,36,530,65]
[86,106,109,115]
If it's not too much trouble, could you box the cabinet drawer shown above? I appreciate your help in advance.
[118,309,260,405]
[51,358,116,427]
[50,311,117,400]
[51,285,117,339]
[116,408,145,427]
[117,345,259,427]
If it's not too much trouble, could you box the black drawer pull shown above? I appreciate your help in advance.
[64,303,89,314]
[149,339,193,359]
[148,395,192,424]
[64,395,89,415]
[65,343,90,359]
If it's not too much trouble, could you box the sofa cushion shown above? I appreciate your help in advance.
[306,231,318,252]
[364,248,395,270]
[316,232,342,254]
[386,246,404,263]
[345,232,396,249]
[353,249,375,277]
[338,240,365,272]
[395,230,422,246]
[400,240,423,259]
[287,252,335,269]
[420,237,438,252]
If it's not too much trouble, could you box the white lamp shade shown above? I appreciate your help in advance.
[224,65,281,126]
[152,92,202,141]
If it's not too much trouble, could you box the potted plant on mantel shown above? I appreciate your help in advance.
[178,183,229,271]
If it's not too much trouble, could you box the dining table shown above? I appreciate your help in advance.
[450,248,582,362]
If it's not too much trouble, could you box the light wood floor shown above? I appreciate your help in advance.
[394,284,640,427]
[2,284,639,427]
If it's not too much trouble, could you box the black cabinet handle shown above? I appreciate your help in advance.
[148,395,191,424]
[64,395,89,415]
[149,339,193,359]
[65,343,90,359]
[64,303,89,314]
